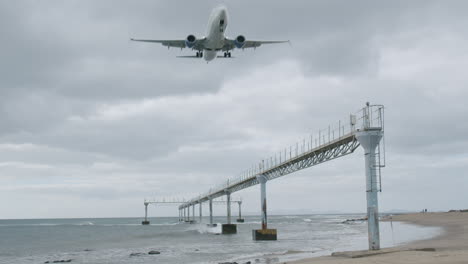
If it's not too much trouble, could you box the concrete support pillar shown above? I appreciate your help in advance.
[142,202,150,225]
[192,204,195,221]
[237,201,244,222]
[227,192,231,224]
[199,202,202,223]
[187,206,190,221]
[356,129,383,251]
[222,192,237,234]
[253,175,276,240]
[144,203,148,221]
[208,198,215,227]
[258,176,267,229]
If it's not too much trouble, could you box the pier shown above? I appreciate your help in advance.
[142,198,243,226]
[177,103,385,249]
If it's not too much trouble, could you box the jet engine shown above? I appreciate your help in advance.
[234,35,246,48]
[185,35,197,48]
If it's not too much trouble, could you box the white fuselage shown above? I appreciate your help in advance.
[203,6,228,61]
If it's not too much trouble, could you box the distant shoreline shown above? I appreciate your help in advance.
[290,212,468,264]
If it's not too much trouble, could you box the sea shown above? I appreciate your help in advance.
[0,214,441,264]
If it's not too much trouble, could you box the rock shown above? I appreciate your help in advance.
[218,262,238,264]
[148,250,161,255]
[244,262,252,264]
[129,253,145,257]
[195,249,200,251]
[414,248,436,252]
[50,260,72,263]
[448,209,468,213]
[342,217,367,224]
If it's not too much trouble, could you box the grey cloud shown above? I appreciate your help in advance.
[1,0,468,218]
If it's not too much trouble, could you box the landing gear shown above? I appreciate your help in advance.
[223,52,232,58]
[196,51,203,58]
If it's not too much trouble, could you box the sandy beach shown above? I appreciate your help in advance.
[291,212,468,264]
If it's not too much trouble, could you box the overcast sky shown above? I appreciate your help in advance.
[1,0,467,219]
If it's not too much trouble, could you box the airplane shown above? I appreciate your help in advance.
[130,5,289,62]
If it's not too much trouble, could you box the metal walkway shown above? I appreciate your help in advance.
[177,103,385,248]
[180,103,383,203]
[184,133,359,205]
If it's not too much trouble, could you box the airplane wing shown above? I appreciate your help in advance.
[130,38,206,50]
[243,40,290,48]
[176,55,235,59]
[223,38,289,51]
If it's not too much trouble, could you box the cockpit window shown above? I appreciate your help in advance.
[220,20,224,25]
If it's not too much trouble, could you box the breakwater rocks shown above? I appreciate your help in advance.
[130,250,161,257]
[44,260,72,263]
[342,217,368,224]
[448,209,468,213]
[218,261,252,264]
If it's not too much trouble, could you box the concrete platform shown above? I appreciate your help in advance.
[221,224,237,234]
[331,248,435,258]
[252,229,277,240]
[141,221,150,225]
[236,218,245,223]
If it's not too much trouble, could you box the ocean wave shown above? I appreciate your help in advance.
[0,222,180,227]
[282,216,299,219]
[243,221,262,224]
[149,222,180,226]
[79,221,94,226]
[0,223,66,227]
[182,223,222,235]
[269,250,317,256]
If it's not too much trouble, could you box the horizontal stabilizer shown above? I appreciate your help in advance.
[176,56,202,58]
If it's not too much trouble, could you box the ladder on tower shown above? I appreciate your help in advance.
[365,104,386,193]
[368,132,386,193]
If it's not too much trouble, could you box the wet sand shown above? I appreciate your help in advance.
[290,212,468,264]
